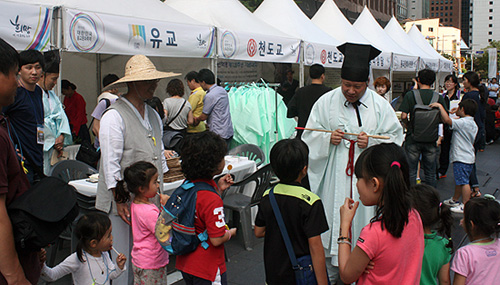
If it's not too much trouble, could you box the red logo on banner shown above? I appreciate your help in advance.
[247,39,257,57]
[321,50,327,64]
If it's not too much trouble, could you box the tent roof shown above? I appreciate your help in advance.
[384,17,438,60]
[353,7,413,56]
[165,0,296,39]
[253,0,342,46]
[8,0,206,25]
[312,0,370,45]
[407,24,448,60]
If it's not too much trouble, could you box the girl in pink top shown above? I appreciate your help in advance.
[338,143,424,284]
[115,161,170,285]
[451,196,500,285]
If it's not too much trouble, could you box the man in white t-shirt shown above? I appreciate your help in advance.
[488,78,499,101]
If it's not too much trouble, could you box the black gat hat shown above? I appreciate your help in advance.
[338,43,381,82]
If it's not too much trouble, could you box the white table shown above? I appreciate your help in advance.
[69,156,257,198]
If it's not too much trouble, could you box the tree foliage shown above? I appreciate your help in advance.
[469,40,500,77]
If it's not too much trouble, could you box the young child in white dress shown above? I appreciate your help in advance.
[40,212,126,284]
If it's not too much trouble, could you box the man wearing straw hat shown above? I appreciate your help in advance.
[96,55,179,284]
[302,43,404,283]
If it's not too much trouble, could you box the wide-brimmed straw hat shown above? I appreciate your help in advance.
[103,55,180,90]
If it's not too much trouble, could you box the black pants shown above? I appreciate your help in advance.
[181,271,227,285]
[438,128,452,175]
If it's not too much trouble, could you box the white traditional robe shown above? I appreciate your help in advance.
[302,87,403,265]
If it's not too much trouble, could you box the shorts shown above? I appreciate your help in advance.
[453,162,474,186]
[181,269,227,285]
[132,264,168,285]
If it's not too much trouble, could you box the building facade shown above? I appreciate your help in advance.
[469,0,500,50]
[461,0,470,45]
[429,0,461,28]
[407,0,430,19]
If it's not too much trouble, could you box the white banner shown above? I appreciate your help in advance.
[303,41,343,68]
[420,58,440,71]
[439,59,453,72]
[488,48,497,78]
[392,54,418,72]
[0,1,52,51]
[63,8,214,58]
[371,52,392,70]
[217,29,300,63]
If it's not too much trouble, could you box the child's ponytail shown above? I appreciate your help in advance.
[114,179,131,204]
[114,161,159,204]
[438,202,454,251]
[355,143,411,238]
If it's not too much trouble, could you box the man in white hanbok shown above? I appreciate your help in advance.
[302,43,404,281]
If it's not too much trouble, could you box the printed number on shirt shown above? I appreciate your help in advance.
[213,207,225,228]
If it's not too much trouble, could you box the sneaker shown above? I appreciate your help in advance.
[443,198,460,207]
[438,173,447,179]
[486,139,494,145]
[450,205,464,214]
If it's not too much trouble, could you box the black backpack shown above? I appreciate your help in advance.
[8,177,79,251]
[410,89,441,143]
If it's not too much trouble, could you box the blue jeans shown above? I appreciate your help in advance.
[405,141,438,187]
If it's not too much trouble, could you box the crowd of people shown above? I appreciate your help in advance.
[1,35,500,285]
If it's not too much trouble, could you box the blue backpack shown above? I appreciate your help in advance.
[155,180,217,255]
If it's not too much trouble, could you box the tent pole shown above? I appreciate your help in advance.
[212,27,218,77]
[389,53,393,102]
[54,6,63,99]
[299,41,304,88]
[97,54,102,95]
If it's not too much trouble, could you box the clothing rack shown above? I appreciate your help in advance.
[224,80,281,141]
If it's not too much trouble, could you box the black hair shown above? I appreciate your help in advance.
[270,139,309,183]
[114,161,158,203]
[61,79,77,90]
[459,98,478,116]
[411,184,454,252]
[145,97,165,120]
[19,49,45,71]
[167,78,185,96]
[74,212,112,262]
[103,74,119,88]
[185,71,199,82]
[464,197,500,239]
[417,69,436,86]
[354,143,412,238]
[0,38,20,76]
[43,50,60,74]
[198,68,215,85]
[180,132,226,181]
[492,104,499,111]
[309,64,325,79]
[464,71,488,104]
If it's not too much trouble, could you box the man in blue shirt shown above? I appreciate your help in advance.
[194,69,233,147]
[2,50,45,184]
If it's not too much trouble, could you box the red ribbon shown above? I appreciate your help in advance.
[344,138,357,199]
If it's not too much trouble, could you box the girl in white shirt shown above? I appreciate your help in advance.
[40,212,127,285]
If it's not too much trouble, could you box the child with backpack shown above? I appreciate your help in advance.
[40,212,126,284]
[338,143,424,284]
[451,196,500,284]
[430,99,479,213]
[411,185,453,285]
[254,139,329,285]
[175,132,236,284]
[114,161,170,284]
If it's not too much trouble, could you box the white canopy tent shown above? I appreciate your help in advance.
[384,17,440,72]
[166,0,301,65]
[353,7,418,72]
[312,0,370,45]
[1,0,220,120]
[407,24,454,73]
[253,0,343,86]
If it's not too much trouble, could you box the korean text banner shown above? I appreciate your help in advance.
[370,52,392,70]
[64,8,215,58]
[420,58,440,72]
[303,41,343,68]
[392,54,418,72]
[0,1,51,51]
[217,29,300,63]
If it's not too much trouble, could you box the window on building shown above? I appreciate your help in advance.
[490,9,493,12]
[489,39,492,42]
[416,24,422,31]
[431,7,434,11]
[445,6,448,10]
[489,31,493,35]
[431,13,434,16]
[490,16,493,20]
[445,0,448,3]
[490,1,493,4]
[441,6,443,10]
[441,12,444,16]
[489,24,493,27]
[445,12,448,16]
[450,12,453,16]
[429,27,434,32]
[444,18,448,22]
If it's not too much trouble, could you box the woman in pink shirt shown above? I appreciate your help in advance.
[115,161,170,284]
[338,143,424,284]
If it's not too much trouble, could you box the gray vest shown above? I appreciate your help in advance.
[95,98,164,213]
